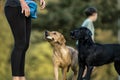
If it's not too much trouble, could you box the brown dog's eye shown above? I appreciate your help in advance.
[53,32,56,35]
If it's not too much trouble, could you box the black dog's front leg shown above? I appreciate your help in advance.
[77,64,85,80]
[84,66,93,80]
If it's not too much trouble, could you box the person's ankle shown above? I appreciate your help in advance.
[12,77,20,80]
[19,77,26,80]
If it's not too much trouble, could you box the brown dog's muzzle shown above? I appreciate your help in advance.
[45,30,49,37]
[44,31,54,41]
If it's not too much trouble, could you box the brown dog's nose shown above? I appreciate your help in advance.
[45,30,49,36]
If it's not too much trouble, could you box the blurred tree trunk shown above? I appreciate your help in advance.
[118,0,120,42]
[117,2,120,45]
[0,0,2,11]
[0,0,4,12]
[117,0,120,79]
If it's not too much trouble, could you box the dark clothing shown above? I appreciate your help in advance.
[5,0,21,7]
[4,6,31,76]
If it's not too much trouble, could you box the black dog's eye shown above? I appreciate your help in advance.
[80,30,83,32]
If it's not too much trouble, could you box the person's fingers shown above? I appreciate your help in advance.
[27,7,30,16]
[21,9,24,13]
[42,1,46,9]
[25,8,30,17]
[20,1,30,17]
[25,9,28,17]
[20,1,26,14]
[40,1,46,9]
[40,0,43,5]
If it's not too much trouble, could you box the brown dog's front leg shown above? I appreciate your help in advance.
[54,66,59,80]
[73,70,78,80]
[62,67,68,80]
[71,67,78,80]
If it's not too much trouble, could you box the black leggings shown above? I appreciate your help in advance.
[4,6,31,76]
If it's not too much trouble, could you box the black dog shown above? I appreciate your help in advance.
[70,27,120,80]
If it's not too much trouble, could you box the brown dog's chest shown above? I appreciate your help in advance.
[53,48,72,67]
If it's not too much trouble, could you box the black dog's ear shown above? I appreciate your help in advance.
[86,29,92,36]
[85,29,92,40]
[85,35,89,40]
[79,27,92,36]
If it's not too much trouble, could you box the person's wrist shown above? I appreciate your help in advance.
[20,0,25,3]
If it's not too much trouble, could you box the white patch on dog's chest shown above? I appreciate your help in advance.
[60,48,68,55]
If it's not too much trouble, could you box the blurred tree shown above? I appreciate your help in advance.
[0,13,12,80]
[32,0,119,80]
[33,0,119,45]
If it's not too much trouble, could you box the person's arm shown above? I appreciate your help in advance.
[20,0,30,17]
[87,22,95,41]
[20,0,45,17]
[82,20,95,40]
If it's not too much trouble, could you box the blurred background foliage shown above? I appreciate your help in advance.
[0,0,120,80]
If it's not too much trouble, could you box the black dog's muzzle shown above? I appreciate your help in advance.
[70,31,75,39]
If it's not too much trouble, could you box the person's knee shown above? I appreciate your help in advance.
[24,42,30,51]
[15,41,30,51]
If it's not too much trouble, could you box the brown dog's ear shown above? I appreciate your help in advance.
[58,35,66,45]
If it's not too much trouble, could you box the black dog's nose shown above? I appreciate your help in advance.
[70,31,74,39]
[70,31,73,34]
[70,31,74,36]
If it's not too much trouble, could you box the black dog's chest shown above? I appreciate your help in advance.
[78,46,93,62]
[85,45,115,66]
[79,45,112,66]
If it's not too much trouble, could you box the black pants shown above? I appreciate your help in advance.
[4,6,31,76]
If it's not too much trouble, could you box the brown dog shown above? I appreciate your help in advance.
[45,31,78,80]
